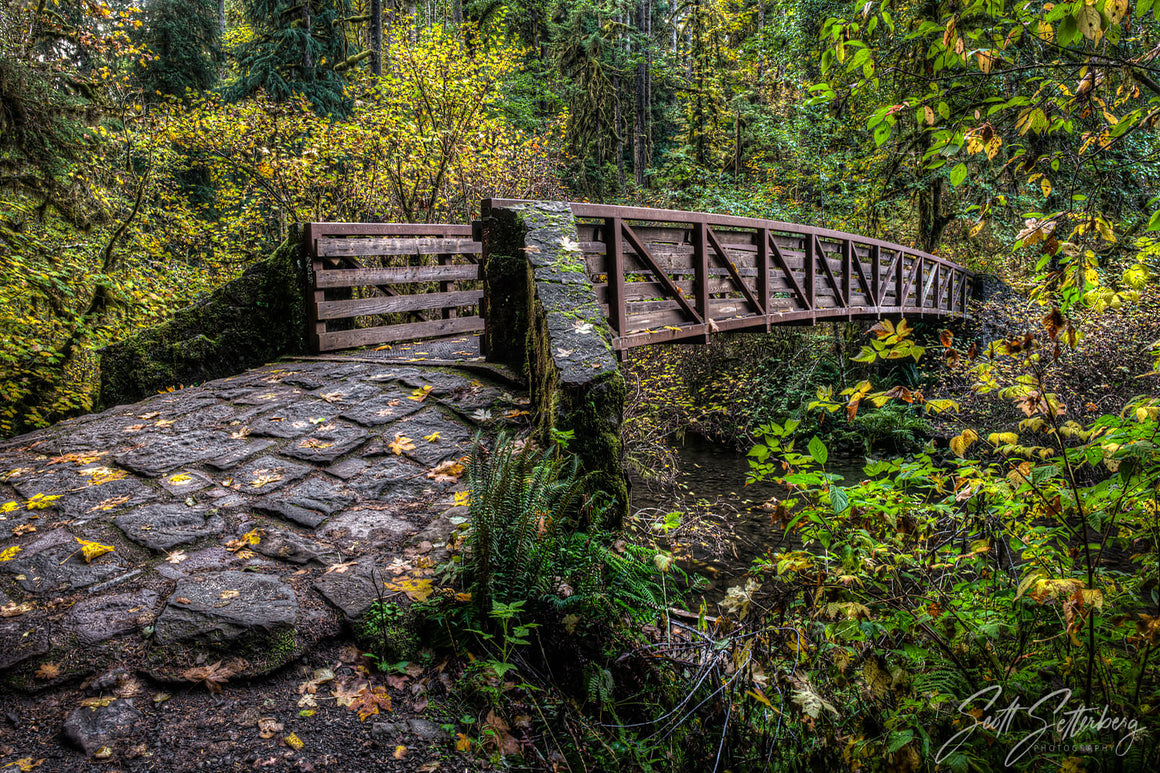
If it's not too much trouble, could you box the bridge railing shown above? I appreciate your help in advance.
[302,222,483,352]
[486,200,973,350]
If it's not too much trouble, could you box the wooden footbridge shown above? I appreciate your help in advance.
[302,200,974,354]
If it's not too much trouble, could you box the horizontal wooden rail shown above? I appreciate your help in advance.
[303,222,483,353]
[484,199,975,351]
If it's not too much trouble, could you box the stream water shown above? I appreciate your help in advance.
[629,435,868,599]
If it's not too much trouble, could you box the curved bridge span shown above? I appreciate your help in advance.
[303,200,973,354]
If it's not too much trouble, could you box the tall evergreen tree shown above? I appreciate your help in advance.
[135,0,223,100]
[224,0,361,114]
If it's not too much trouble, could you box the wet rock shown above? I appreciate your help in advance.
[63,591,160,645]
[309,382,383,405]
[63,698,142,756]
[154,546,276,580]
[346,456,431,501]
[386,409,473,466]
[158,470,214,495]
[339,392,425,427]
[313,557,382,618]
[250,528,337,565]
[280,422,369,464]
[229,455,311,495]
[1,529,125,595]
[253,476,354,529]
[11,468,156,521]
[114,504,226,551]
[248,401,341,438]
[319,509,415,548]
[204,439,275,471]
[398,370,473,395]
[0,613,49,670]
[372,718,449,742]
[114,430,234,477]
[154,571,297,645]
[326,458,369,480]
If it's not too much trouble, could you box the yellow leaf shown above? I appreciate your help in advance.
[76,538,114,563]
[0,545,21,561]
[389,434,417,455]
[453,491,471,507]
[455,733,471,752]
[423,432,441,442]
[385,577,434,602]
[1040,177,1052,198]
[284,733,304,750]
[408,386,433,402]
[25,494,61,511]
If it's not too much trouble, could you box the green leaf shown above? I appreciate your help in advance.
[1146,210,1160,231]
[830,485,849,514]
[808,436,829,466]
[874,121,892,147]
[886,729,914,754]
[949,162,967,187]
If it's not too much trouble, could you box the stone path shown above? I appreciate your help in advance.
[0,356,527,695]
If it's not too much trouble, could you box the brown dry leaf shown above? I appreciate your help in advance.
[324,560,357,575]
[92,746,113,760]
[426,460,464,483]
[393,745,408,760]
[350,685,391,721]
[482,709,520,755]
[404,662,424,678]
[250,470,284,488]
[257,717,283,739]
[0,601,34,617]
[166,550,188,564]
[298,667,336,695]
[331,680,368,708]
[386,674,407,691]
[90,495,130,513]
[35,662,61,679]
[12,524,35,536]
[417,762,442,773]
[220,589,240,600]
[182,660,236,693]
[174,597,192,605]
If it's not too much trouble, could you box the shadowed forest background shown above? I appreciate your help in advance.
[3,0,1160,769]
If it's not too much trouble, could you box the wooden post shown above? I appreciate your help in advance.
[304,223,327,354]
[606,217,627,338]
[894,251,904,311]
[756,226,770,330]
[841,239,851,317]
[438,252,456,319]
[870,244,881,311]
[693,220,710,340]
[805,235,817,312]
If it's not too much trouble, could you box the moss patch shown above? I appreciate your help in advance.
[98,235,309,408]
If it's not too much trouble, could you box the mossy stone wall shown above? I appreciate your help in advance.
[98,234,309,407]
[482,202,628,526]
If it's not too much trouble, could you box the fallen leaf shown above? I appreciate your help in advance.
[250,471,283,488]
[92,747,113,760]
[408,386,433,402]
[76,538,114,562]
[427,460,464,483]
[393,745,408,760]
[0,601,34,617]
[257,717,283,739]
[35,662,61,679]
[182,660,236,693]
[331,680,367,708]
[220,589,240,600]
[166,550,188,564]
[90,495,130,512]
[0,545,21,561]
[284,733,304,751]
[455,733,471,752]
[11,524,35,536]
[9,758,44,771]
[384,577,434,602]
[389,435,417,455]
[453,491,470,507]
[324,561,357,575]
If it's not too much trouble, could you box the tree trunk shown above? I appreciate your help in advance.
[917,176,954,253]
[301,4,313,81]
[370,0,382,75]
[633,0,649,188]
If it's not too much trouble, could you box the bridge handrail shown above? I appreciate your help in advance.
[486,199,967,274]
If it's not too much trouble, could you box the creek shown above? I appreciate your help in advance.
[630,434,868,600]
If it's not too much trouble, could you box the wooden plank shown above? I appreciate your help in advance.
[307,223,473,238]
[767,234,810,310]
[318,238,482,258]
[706,225,764,314]
[316,264,481,288]
[805,235,817,309]
[317,289,484,320]
[317,316,484,351]
[757,227,770,330]
[607,217,627,336]
[620,222,702,323]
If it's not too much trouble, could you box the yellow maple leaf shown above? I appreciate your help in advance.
[76,538,114,563]
[453,491,471,507]
[389,434,417,455]
[25,493,62,511]
[0,545,21,561]
[385,577,434,602]
[408,386,433,402]
[423,432,441,442]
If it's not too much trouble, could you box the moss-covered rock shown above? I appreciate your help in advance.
[98,235,308,407]
[482,201,628,527]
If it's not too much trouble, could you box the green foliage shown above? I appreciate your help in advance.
[734,318,1160,770]
[134,0,222,100]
